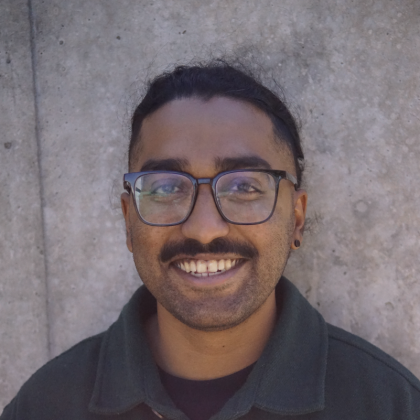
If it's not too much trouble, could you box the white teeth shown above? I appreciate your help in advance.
[176,258,239,275]
[208,260,218,273]
[196,260,207,273]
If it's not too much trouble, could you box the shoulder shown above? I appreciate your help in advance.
[26,331,105,390]
[1,332,105,419]
[324,323,420,417]
[327,323,420,390]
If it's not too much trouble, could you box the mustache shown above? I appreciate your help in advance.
[160,238,259,263]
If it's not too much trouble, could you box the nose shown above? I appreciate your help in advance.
[181,185,230,244]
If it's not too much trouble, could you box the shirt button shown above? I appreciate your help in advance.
[151,408,164,419]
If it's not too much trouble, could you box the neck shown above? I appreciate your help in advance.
[145,291,277,380]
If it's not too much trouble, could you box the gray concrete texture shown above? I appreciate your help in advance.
[1,0,420,410]
[0,0,49,408]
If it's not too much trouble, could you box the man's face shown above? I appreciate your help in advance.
[122,97,306,331]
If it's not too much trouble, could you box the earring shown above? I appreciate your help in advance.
[294,239,301,248]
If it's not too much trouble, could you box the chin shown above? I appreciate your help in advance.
[158,285,269,331]
[170,305,251,331]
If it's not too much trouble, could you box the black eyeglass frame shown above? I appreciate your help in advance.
[123,169,298,227]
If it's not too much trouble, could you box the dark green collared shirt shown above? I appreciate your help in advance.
[2,278,420,419]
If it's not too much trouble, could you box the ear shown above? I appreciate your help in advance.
[291,189,308,250]
[121,192,133,253]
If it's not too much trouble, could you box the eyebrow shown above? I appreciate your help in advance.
[215,156,272,172]
[140,158,190,172]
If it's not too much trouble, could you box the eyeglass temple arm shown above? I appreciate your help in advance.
[283,172,298,190]
[123,181,131,193]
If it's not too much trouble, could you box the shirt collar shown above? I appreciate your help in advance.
[89,277,328,417]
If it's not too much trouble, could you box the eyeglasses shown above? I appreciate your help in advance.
[123,169,297,226]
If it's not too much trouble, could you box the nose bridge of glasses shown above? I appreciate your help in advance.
[195,178,219,206]
[196,178,212,185]
[191,178,223,220]
[195,178,217,205]
[183,180,229,240]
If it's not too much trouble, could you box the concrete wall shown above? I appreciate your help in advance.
[0,0,49,407]
[1,0,420,410]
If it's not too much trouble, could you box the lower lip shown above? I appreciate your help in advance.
[172,260,246,287]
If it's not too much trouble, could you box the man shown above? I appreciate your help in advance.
[2,61,420,420]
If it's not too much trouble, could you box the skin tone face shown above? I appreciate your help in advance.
[121,97,307,379]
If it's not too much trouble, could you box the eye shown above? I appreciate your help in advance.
[145,178,192,203]
[217,178,265,203]
[232,182,261,193]
[151,183,181,195]
[225,177,263,195]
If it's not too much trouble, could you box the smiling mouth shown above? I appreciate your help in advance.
[174,258,242,277]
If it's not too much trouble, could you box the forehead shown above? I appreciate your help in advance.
[134,97,294,176]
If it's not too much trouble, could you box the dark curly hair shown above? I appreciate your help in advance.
[129,60,304,187]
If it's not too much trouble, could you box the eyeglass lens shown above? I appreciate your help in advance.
[134,171,277,225]
[216,171,276,223]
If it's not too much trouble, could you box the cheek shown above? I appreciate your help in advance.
[130,222,166,264]
[237,216,293,268]
[248,208,295,271]
[129,224,169,290]
[271,191,295,238]
[254,221,291,253]
[251,199,295,246]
